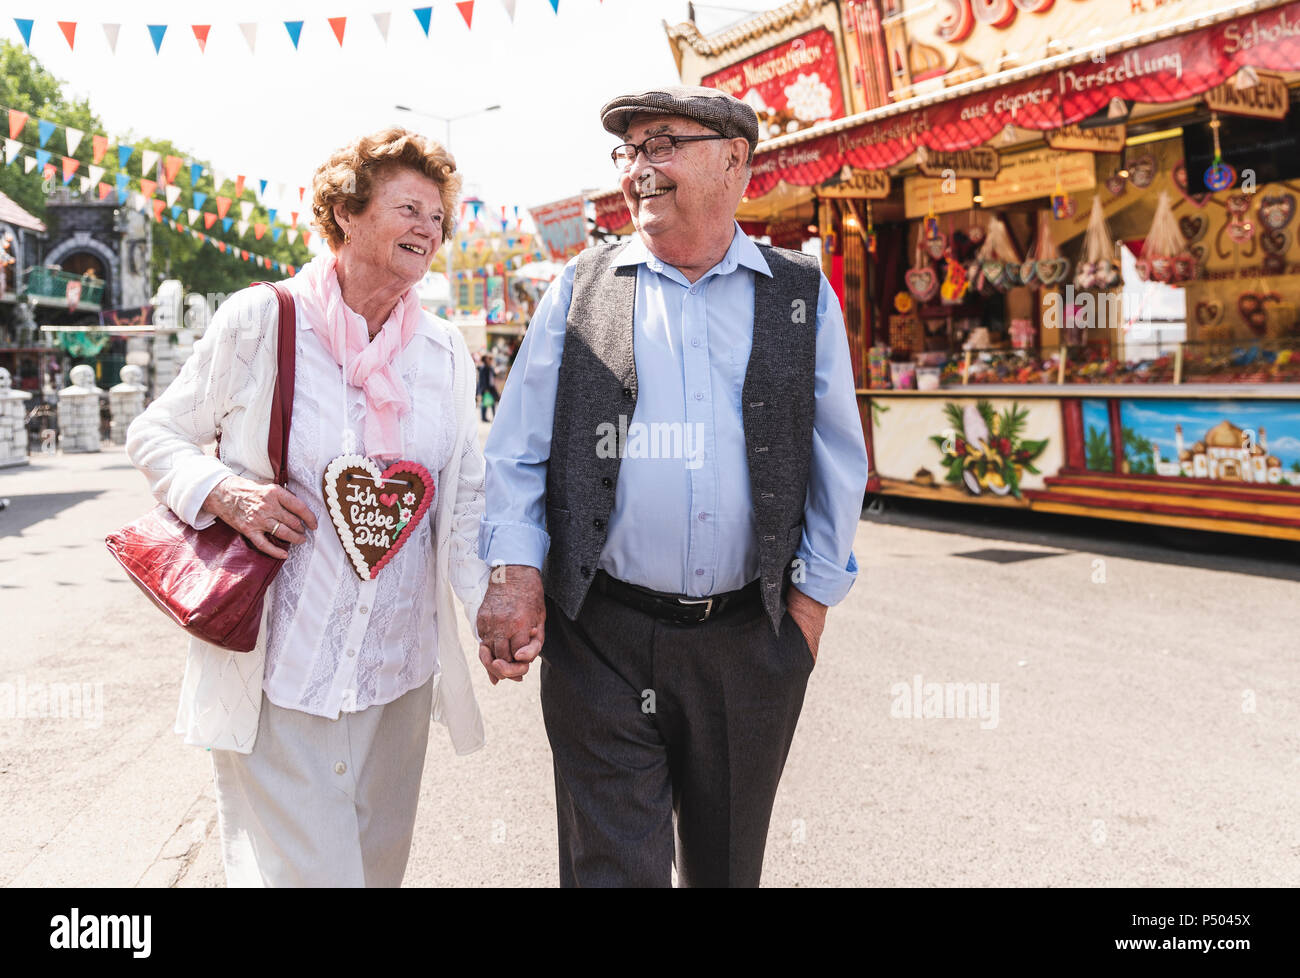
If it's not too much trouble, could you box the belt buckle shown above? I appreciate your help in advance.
[677,596,714,622]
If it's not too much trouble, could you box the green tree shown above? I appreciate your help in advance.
[1122,426,1156,474]
[1085,425,1113,471]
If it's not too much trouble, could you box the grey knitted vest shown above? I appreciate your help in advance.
[543,238,821,633]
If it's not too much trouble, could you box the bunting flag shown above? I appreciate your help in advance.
[64,126,83,156]
[170,206,181,220]
[91,133,107,163]
[290,210,299,226]
[216,196,231,219]
[79,175,90,193]
[115,173,129,203]
[102,23,120,53]
[271,226,282,242]
[193,191,208,210]
[8,110,26,141]
[14,19,33,48]
[267,208,277,224]
[163,155,183,184]
[192,25,210,52]
[3,139,19,166]
[98,182,112,200]
[204,212,217,229]
[501,0,517,22]
[118,143,133,169]
[235,174,246,197]
[152,199,165,219]
[222,217,233,233]
[61,156,78,183]
[287,229,299,245]
[57,21,76,50]
[23,156,36,174]
[329,17,346,46]
[141,149,160,178]
[302,231,312,247]
[297,186,305,203]
[140,178,157,199]
[254,223,266,240]
[373,11,391,41]
[148,24,168,53]
[88,163,104,184]
[413,7,432,36]
[457,2,475,29]
[165,185,181,207]
[549,0,560,12]
[187,208,199,225]
[284,21,303,49]
[240,200,254,221]
[190,162,204,187]
[37,118,55,148]
[237,220,249,237]
[258,178,268,197]
[240,22,257,52]
[34,148,51,171]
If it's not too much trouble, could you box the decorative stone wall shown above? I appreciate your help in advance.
[57,364,105,453]
[109,364,147,444]
[0,367,31,468]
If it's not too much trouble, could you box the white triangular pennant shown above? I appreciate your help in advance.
[141,148,160,176]
[4,139,20,166]
[501,0,517,22]
[79,175,90,192]
[89,163,104,184]
[65,126,84,156]
[165,185,182,207]
[103,23,120,53]
[23,155,36,174]
[237,220,250,237]
[240,23,258,53]
[187,208,200,225]
[131,192,145,211]
[287,228,299,245]
[240,200,254,221]
[373,12,391,40]
[210,167,226,192]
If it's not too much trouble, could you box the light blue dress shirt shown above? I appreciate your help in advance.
[479,222,868,607]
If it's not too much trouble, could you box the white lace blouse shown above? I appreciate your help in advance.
[263,306,458,718]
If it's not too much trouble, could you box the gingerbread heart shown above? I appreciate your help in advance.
[323,455,436,580]
[1261,228,1290,255]
[1263,253,1287,275]
[925,234,948,261]
[1172,159,1209,207]
[1075,260,1098,289]
[1227,194,1251,216]
[981,260,1007,288]
[1237,291,1281,337]
[1135,257,1152,282]
[1019,260,1039,286]
[1003,262,1024,287]
[1172,252,1196,282]
[1097,259,1121,288]
[1129,153,1156,189]
[1035,257,1070,285]
[1227,218,1255,244]
[967,225,986,245]
[1105,174,1127,196]
[1258,193,1296,230]
[1150,256,1173,283]
[905,267,939,302]
[1179,214,1207,244]
[1195,299,1224,326]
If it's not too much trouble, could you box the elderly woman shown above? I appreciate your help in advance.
[126,128,489,887]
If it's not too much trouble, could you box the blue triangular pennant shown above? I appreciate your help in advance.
[193,191,208,210]
[171,206,181,220]
[118,144,134,169]
[37,119,56,148]
[14,19,33,47]
[222,217,233,233]
[549,0,560,12]
[284,21,303,48]
[413,7,432,36]
[190,162,204,187]
[267,208,277,224]
[147,24,167,53]
[34,148,51,171]
[271,226,282,242]
[259,179,268,196]
[115,173,129,205]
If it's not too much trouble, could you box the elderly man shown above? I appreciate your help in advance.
[477,85,868,887]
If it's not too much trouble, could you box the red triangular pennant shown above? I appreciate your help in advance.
[58,21,77,50]
[297,186,305,202]
[8,109,28,141]
[329,17,346,45]
[140,178,157,199]
[457,2,475,29]
[192,25,210,52]
[61,157,79,182]
[254,223,266,240]
[92,133,108,164]
[235,174,246,197]
[97,182,112,200]
[216,196,231,219]
[163,155,183,184]
[152,199,166,220]
[302,231,312,247]
[217,241,226,253]
[290,211,299,226]
[204,212,217,229]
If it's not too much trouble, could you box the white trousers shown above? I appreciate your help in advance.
[210,675,434,887]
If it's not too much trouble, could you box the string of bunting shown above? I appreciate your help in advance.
[158,215,298,275]
[9,2,595,53]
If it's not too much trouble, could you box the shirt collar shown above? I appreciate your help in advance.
[611,221,772,280]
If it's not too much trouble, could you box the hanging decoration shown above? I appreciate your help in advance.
[1135,191,1193,284]
[1074,195,1121,290]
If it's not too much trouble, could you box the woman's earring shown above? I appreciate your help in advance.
[344,230,351,245]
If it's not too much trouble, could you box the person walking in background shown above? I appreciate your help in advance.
[477,350,498,422]
[475,86,868,887]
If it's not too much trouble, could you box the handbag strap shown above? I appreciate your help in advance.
[254,280,297,487]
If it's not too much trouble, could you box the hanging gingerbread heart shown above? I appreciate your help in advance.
[981,260,1007,289]
[1264,253,1287,275]
[1105,173,1127,196]
[1019,259,1039,287]
[1172,159,1209,207]
[1237,292,1281,337]
[1226,194,1251,216]
[1258,193,1296,230]
[1128,153,1156,188]
[1035,257,1070,285]
[1195,300,1224,326]
[905,267,939,302]
[1172,252,1196,282]
[925,233,948,261]
[323,455,436,580]
[967,225,986,246]
[1260,228,1290,256]
[1179,215,1207,244]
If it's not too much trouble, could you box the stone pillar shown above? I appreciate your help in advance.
[109,364,147,444]
[57,364,106,453]
[0,367,32,469]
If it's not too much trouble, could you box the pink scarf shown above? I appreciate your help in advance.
[295,253,421,459]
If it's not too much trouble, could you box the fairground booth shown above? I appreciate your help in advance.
[650,0,1300,542]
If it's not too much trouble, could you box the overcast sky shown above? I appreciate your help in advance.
[2,1,785,226]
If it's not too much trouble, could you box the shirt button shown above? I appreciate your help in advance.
[593,518,605,530]
[601,477,613,488]
[690,287,698,295]
[358,605,369,615]
[334,762,347,775]
[695,392,704,401]
[695,568,705,576]
[692,338,701,347]
[346,648,356,658]
[622,387,633,399]
[580,566,591,578]
[698,512,708,521]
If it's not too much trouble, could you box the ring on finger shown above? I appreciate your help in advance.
[270,520,280,538]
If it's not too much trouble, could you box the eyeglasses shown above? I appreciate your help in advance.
[610,133,728,170]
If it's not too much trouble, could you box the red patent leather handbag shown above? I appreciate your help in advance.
[105,281,296,652]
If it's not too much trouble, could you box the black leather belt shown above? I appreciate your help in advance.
[593,570,761,625]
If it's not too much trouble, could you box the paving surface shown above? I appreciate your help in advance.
[1,432,1296,887]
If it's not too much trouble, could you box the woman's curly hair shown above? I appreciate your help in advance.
[311,127,462,251]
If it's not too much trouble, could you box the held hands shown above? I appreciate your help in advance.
[203,475,318,559]
[786,585,827,664]
[476,565,546,685]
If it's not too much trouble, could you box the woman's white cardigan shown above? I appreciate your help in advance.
[126,283,489,755]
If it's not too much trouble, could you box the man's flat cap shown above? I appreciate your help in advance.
[600,85,759,153]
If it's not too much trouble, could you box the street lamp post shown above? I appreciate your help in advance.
[395,103,500,320]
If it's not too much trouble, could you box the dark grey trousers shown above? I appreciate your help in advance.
[539,583,814,888]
